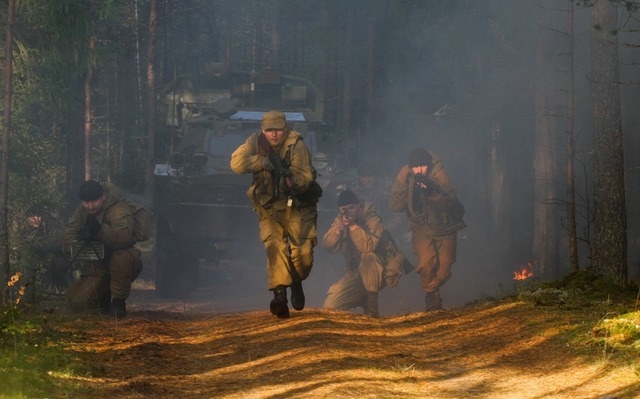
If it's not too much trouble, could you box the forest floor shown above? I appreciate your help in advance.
[53,269,640,399]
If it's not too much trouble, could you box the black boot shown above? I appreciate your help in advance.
[425,290,442,312]
[290,281,305,311]
[270,286,290,318]
[365,291,379,317]
[111,298,126,318]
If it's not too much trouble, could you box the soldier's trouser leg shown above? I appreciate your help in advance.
[109,248,143,300]
[287,205,318,281]
[260,206,317,290]
[412,231,457,293]
[323,268,367,310]
[66,262,110,311]
[359,252,385,293]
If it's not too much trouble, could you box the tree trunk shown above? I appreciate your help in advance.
[342,4,353,131]
[84,35,96,180]
[366,14,376,118]
[363,10,378,158]
[1,0,15,301]
[533,15,559,279]
[566,0,579,272]
[590,0,627,284]
[105,61,112,183]
[134,0,143,134]
[321,4,337,128]
[64,76,86,216]
[267,0,280,69]
[490,121,508,262]
[146,0,158,199]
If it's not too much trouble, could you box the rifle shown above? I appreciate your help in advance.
[257,133,299,242]
[414,173,466,220]
[258,134,296,199]
[414,173,440,195]
[70,219,105,263]
[340,209,353,223]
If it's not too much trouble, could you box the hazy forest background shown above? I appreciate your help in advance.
[0,0,638,303]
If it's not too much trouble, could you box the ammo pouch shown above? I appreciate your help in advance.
[296,180,323,206]
[376,230,411,288]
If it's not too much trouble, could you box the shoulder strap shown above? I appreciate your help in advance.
[284,135,302,166]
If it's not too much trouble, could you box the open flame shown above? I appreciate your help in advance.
[513,262,534,281]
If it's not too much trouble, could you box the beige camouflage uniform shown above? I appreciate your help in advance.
[322,200,409,313]
[230,129,318,289]
[389,151,466,299]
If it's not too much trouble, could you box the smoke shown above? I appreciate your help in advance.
[340,1,546,312]
[131,1,640,317]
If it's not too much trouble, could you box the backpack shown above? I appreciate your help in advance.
[126,201,150,242]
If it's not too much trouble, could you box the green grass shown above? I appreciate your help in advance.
[0,304,88,399]
[515,269,640,370]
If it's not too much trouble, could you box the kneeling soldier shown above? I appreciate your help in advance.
[322,190,412,317]
[63,180,142,318]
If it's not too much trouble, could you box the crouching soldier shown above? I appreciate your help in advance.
[63,180,142,318]
[322,190,413,317]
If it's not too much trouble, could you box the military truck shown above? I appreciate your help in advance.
[153,64,356,297]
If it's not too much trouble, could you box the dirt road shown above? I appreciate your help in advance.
[63,275,640,399]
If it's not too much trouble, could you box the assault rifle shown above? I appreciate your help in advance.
[414,174,440,195]
[414,174,466,220]
[258,134,296,199]
[70,221,105,262]
[340,210,353,222]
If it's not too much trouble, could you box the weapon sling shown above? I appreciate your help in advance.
[257,134,297,239]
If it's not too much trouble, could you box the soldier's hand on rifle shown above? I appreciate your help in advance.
[78,229,92,242]
[340,211,354,227]
[260,156,274,171]
[414,174,436,194]
[84,215,102,238]
[283,173,295,191]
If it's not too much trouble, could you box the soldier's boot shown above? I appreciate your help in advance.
[98,294,111,314]
[425,290,442,312]
[111,298,126,318]
[270,286,290,319]
[365,291,379,317]
[290,281,305,311]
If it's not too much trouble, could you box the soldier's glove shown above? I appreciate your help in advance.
[78,229,92,242]
[414,174,436,195]
[260,156,274,171]
[84,215,102,238]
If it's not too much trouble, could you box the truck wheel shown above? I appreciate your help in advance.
[155,215,199,298]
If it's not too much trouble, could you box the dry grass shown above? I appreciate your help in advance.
[59,298,640,399]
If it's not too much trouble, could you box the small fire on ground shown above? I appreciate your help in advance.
[513,262,534,281]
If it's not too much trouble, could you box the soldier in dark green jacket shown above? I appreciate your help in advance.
[63,180,142,317]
